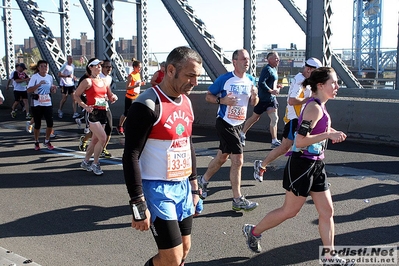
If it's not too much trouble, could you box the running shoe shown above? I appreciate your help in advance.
[84,127,90,134]
[50,133,56,138]
[91,163,103,176]
[80,160,92,171]
[26,121,33,133]
[75,118,82,129]
[197,175,209,199]
[100,149,112,158]
[271,140,281,148]
[72,112,80,118]
[242,224,262,253]
[117,126,124,135]
[232,196,258,211]
[239,131,246,147]
[79,135,88,151]
[11,110,16,118]
[253,160,266,182]
[58,109,63,118]
[26,113,31,119]
[34,142,40,151]
[43,141,54,150]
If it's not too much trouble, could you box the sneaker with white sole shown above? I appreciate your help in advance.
[91,163,103,176]
[26,121,33,133]
[253,160,266,182]
[75,118,82,129]
[58,109,63,118]
[239,132,246,147]
[100,149,112,158]
[232,196,258,211]
[80,160,92,171]
[242,224,262,253]
[79,135,88,151]
[43,141,54,150]
[197,175,209,199]
[72,112,80,118]
[271,140,281,148]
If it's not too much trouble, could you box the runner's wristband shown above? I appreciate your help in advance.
[191,189,202,195]
[188,175,197,181]
[129,200,147,221]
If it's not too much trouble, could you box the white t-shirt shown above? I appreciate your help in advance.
[283,72,311,122]
[59,63,75,86]
[99,72,112,85]
[28,73,54,107]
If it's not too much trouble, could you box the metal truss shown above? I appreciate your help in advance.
[79,0,94,28]
[243,0,256,77]
[279,0,362,88]
[1,0,15,79]
[15,0,65,84]
[59,0,71,56]
[136,0,149,81]
[353,0,383,75]
[93,0,128,82]
[161,0,230,81]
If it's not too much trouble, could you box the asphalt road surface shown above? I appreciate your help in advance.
[0,107,398,266]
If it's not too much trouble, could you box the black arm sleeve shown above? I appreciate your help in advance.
[122,100,158,199]
[189,136,197,178]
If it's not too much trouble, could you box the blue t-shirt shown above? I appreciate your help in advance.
[208,71,256,126]
[258,64,278,102]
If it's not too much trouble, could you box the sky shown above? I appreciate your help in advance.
[0,0,398,61]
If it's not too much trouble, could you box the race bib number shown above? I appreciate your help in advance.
[227,105,247,121]
[38,94,51,104]
[166,146,192,179]
[94,97,108,109]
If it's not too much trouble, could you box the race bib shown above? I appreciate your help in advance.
[38,94,51,103]
[166,145,192,179]
[94,97,108,109]
[227,105,247,121]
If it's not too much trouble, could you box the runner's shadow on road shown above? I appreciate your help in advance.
[0,205,131,238]
[187,224,399,266]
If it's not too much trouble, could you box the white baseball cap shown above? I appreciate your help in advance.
[305,57,323,68]
[88,59,103,67]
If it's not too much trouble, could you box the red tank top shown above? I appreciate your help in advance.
[154,70,165,84]
[85,78,107,108]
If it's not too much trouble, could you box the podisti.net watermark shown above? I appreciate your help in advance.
[319,245,397,265]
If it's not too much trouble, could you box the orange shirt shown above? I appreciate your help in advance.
[126,71,142,100]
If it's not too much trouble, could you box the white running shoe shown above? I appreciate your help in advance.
[26,121,33,133]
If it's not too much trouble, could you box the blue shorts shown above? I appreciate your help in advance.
[282,119,298,140]
[142,178,194,223]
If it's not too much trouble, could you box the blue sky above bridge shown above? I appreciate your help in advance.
[0,0,397,59]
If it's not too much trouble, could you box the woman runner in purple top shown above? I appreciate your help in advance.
[242,67,352,265]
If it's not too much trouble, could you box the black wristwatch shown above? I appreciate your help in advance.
[216,97,220,104]
[191,189,202,195]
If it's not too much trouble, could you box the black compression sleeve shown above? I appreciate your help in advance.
[122,101,157,199]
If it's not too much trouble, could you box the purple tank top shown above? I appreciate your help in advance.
[297,97,330,160]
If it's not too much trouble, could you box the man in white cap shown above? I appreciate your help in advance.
[253,57,323,182]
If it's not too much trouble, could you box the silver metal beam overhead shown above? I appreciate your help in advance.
[93,0,128,81]
[161,0,229,82]
[59,0,71,56]
[79,0,94,28]
[136,0,149,81]
[1,0,14,79]
[278,0,362,88]
[243,0,256,77]
[15,0,65,84]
